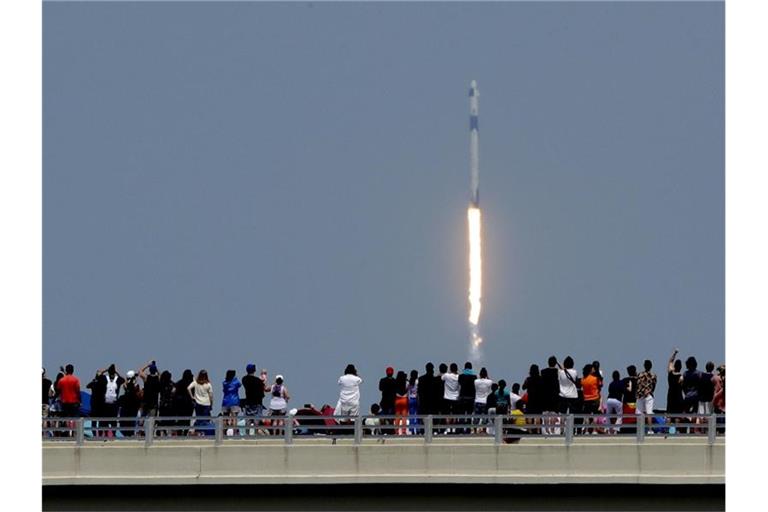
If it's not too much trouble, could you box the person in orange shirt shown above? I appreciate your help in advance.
[581,364,600,434]
[56,364,81,420]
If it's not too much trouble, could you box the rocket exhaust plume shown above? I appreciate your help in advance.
[468,206,483,345]
[467,80,483,358]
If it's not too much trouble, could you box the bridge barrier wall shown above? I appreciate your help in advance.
[43,439,724,486]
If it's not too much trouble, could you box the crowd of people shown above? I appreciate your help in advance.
[42,348,724,438]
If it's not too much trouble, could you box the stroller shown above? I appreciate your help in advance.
[293,404,339,436]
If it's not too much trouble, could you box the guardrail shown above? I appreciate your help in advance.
[42,412,725,447]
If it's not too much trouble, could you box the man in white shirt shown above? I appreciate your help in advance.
[558,356,579,413]
[335,364,363,416]
[509,383,522,412]
[441,363,460,415]
[473,368,493,414]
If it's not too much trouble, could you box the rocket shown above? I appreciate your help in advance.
[469,80,480,206]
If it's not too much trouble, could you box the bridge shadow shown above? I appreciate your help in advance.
[44,483,724,511]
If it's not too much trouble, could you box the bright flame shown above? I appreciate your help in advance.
[468,206,483,347]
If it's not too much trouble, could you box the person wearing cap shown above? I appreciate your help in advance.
[334,364,363,417]
[139,360,161,418]
[119,370,142,437]
[378,367,397,434]
[267,375,290,436]
[242,364,265,416]
[99,363,125,437]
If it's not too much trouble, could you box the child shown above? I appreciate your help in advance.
[364,403,382,440]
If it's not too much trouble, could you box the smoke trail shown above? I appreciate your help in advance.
[468,206,483,358]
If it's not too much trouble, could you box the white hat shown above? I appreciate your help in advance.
[288,408,298,416]
[126,370,136,379]
[276,374,284,381]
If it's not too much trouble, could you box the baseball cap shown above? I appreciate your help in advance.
[126,370,136,379]
[386,367,394,375]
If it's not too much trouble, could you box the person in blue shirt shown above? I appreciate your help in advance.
[221,370,242,435]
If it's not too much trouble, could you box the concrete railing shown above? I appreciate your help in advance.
[43,436,724,486]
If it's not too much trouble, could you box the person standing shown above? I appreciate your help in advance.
[698,361,716,416]
[406,370,419,434]
[441,363,460,415]
[523,365,543,433]
[100,364,124,436]
[157,370,175,436]
[606,371,624,434]
[267,375,290,435]
[491,379,511,416]
[57,364,81,419]
[557,357,579,414]
[581,364,601,433]
[682,357,701,414]
[473,367,493,416]
[378,367,397,434]
[713,365,725,414]
[42,369,52,435]
[242,364,265,418]
[473,368,493,433]
[334,364,363,417]
[188,370,214,436]
[42,369,52,416]
[173,369,195,436]
[458,362,477,417]
[221,370,242,435]
[695,361,716,433]
[666,349,684,432]
[139,361,161,418]
[378,367,397,416]
[540,357,560,434]
[417,363,436,416]
[86,369,106,437]
[433,363,448,434]
[636,360,658,433]
[119,370,142,437]
[393,371,409,435]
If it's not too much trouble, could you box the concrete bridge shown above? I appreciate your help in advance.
[43,436,724,486]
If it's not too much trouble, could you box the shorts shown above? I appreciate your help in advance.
[334,401,360,416]
[636,396,655,415]
[244,404,264,417]
[582,399,600,415]
[42,404,50,418]
[221,406,241,415]
[698,401,713,415]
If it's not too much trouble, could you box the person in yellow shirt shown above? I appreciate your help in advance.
[504,402,527,444]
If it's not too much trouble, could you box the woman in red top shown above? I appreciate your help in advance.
[394,371,409,435]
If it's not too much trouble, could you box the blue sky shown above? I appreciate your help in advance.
[43,1,723,410]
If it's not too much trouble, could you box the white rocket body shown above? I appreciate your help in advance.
[469,80,480,206]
